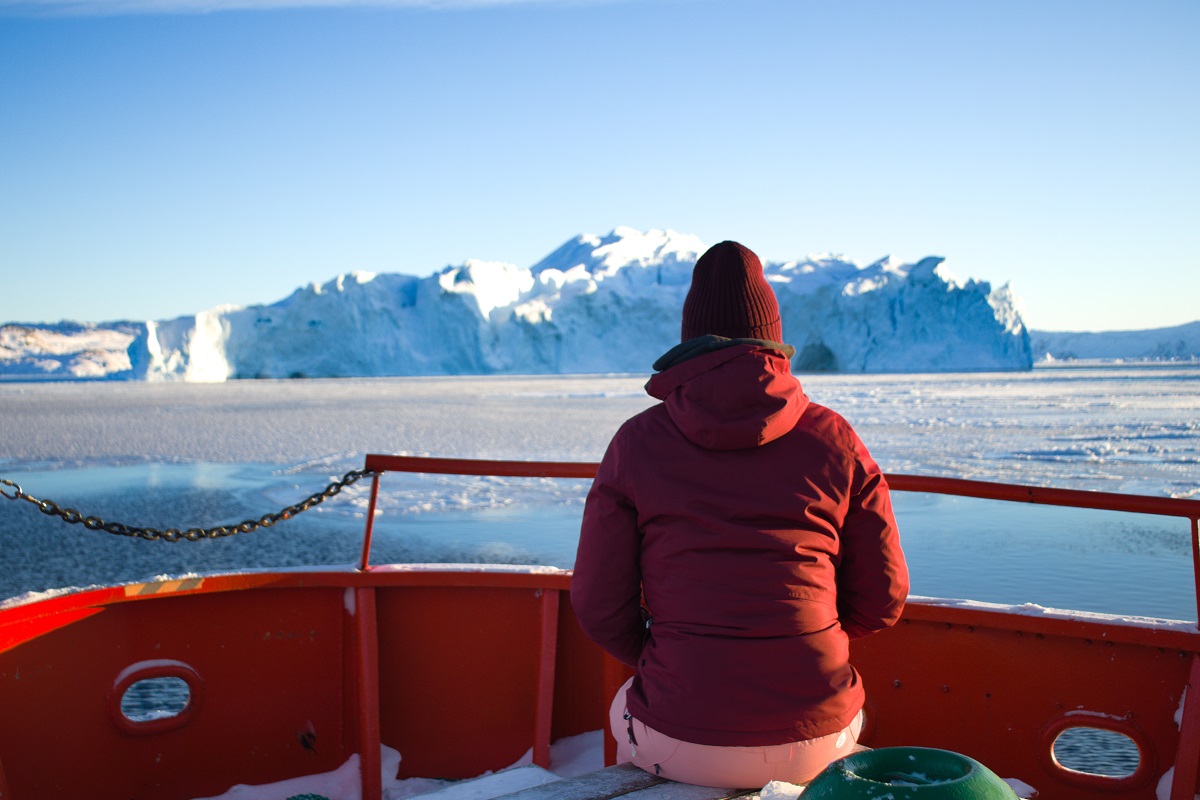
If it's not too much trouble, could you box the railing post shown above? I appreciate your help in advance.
[355,586,382,800]
[359,473,382,571]
[533,588,560,769]
[1169,653,1200,800]
[1191,517,1200,625]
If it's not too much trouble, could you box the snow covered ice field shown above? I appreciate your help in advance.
[1,364,1198,622]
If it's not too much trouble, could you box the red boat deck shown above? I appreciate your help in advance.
[0,454,1197,800]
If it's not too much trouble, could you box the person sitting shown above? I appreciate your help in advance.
[571,240,909,788]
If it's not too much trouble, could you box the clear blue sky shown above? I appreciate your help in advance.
[1,0,1196,332]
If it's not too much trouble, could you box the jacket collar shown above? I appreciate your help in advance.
[646,336,807,450]
[651,335,796,374]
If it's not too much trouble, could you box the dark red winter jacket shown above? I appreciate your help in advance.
[571,337,908,747]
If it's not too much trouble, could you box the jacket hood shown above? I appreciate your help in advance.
[646,336,808,451]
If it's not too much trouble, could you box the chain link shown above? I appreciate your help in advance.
[0,470,376,542]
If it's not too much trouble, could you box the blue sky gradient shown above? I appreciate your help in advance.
[1,0,1196,331]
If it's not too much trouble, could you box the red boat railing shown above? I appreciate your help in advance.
[884,473,1200,624]
[361,454,1200,622]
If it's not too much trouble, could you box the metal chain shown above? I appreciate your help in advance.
[0,469,376,542]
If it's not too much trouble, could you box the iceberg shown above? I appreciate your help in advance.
[2,228,1036,381]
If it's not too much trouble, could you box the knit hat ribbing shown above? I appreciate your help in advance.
[681,241,782,343]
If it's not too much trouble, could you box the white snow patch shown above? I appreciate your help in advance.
[406,765,558,800]
[760,780,805,799]
[0,584,103,609]
[1003,777,1038,798]
[189,730,605,800]
[501,729,603,780]
[372,563,570,576]
[193,745,404,800]
[1153,767,1199,800]
[1061,709,1128,721]
[911,596,1198,632]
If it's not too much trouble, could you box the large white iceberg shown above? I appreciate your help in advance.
[3,228,1034,381]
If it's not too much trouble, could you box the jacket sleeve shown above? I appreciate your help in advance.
[570,432,646,668]
[836,428,909,639]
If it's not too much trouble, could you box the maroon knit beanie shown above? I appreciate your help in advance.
[681,241,782,342]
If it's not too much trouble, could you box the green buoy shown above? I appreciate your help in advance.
[803,747,1019,799]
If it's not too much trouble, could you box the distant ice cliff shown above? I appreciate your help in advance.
[1031,322,1200,364]
[2,228,1048,381]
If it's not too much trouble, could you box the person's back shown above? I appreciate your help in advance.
[571,241,909,788]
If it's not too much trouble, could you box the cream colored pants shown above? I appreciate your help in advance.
[609,676,864,789]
